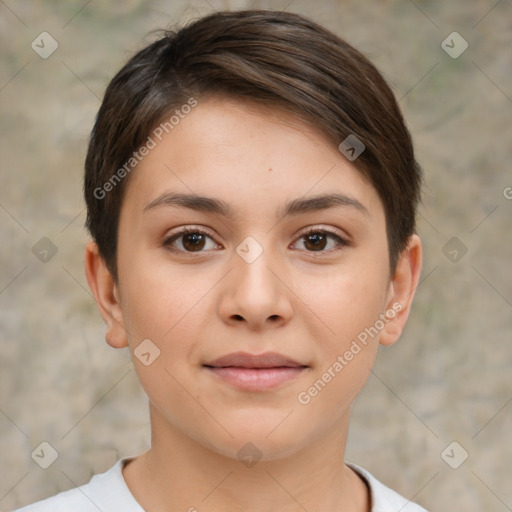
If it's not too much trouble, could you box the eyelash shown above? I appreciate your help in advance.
[163,226,350,254]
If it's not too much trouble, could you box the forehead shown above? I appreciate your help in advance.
[119,97,384,223]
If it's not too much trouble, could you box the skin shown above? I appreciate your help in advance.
[85,96,422,512]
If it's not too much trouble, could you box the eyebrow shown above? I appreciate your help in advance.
[143,191,369,218]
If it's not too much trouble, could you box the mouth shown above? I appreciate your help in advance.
[203,351,309,391]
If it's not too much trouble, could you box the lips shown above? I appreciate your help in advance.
[204,351,306,369]
[203,352,308,391]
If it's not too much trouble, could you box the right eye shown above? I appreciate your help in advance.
[163,227,221,253]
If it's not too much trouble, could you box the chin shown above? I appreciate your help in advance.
[201,416,310,463]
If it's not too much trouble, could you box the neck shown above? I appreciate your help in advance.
[122,404,370,512]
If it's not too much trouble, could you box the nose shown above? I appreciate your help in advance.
[217,241,294,331]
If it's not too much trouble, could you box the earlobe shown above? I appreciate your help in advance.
[84,240,128,349]
[379,234,422,347]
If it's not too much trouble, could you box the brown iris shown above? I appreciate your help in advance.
[182,233,207,252]
[303,232,327,251]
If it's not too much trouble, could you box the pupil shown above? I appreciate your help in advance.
[185,233,205,251]
[307,233,326,251]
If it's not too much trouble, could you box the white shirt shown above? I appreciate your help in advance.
[13,456,428,512]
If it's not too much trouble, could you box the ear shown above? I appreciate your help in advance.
[379,234,422,347]
[84,240,128,349]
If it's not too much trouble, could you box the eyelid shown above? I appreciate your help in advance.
[297,224,350,242]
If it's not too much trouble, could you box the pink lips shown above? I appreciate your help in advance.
[203,351,308,391]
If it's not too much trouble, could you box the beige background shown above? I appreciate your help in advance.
[1,0,511,510]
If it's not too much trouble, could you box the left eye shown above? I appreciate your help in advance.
[292,229,348,252]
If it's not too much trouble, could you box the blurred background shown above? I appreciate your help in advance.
[1,0,511,510]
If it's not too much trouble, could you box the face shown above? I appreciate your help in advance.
[94,97,416,461]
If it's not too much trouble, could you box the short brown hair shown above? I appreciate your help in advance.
[84,9,422,281]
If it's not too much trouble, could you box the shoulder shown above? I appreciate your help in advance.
[11,457,144,512]
[348,463,429,512]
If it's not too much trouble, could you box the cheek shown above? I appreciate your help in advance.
[293,270,386,420]
[299,259,389,344]
[118,247,209,380]
[119,263,202,414]
[118,240,185,337]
